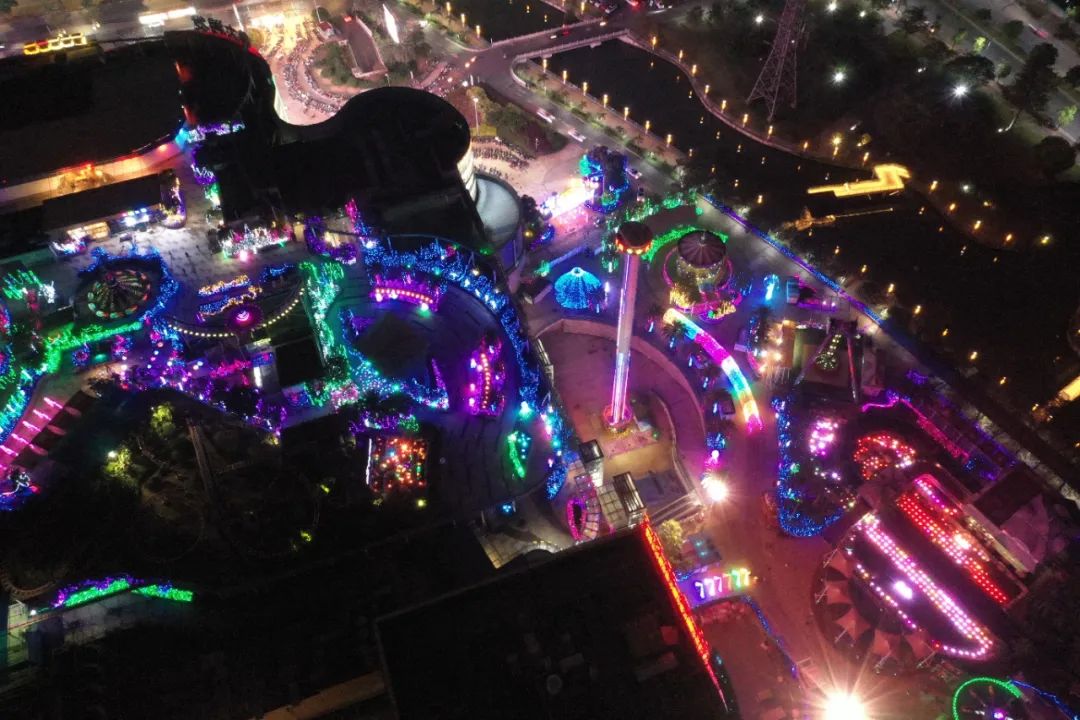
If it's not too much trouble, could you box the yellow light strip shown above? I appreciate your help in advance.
[807,164,911,198]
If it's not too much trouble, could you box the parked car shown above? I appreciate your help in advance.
[627,167,642,179]
[567,128,587,142]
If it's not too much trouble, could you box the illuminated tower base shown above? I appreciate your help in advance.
[605,222,653,429]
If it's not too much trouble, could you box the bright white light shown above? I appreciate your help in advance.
[383,4,401,43]
[827,1,838,11]
[825,692,868,720]
[892,579,914,600]
[832,69,847,84]
[858,9,866,16]
[952,84,969,97]
[702,474,729,503]
[754,13,765,23]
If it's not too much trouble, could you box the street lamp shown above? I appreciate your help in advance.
[832,69,846,84]
[602,93,609,107]
[824,692,868,720]
[952,83,968,98]
[754,13,765,24]
[623,105,630,120]
[562,69,568,83]
[645,119,651,132]
[703,474,728,503]
[582,80,588,95]
[471,96,479,127]
[827,1,837,11]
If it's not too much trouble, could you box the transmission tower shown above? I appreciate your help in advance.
[746,0,807,121]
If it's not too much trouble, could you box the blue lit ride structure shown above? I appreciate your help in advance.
[580,146,630,214]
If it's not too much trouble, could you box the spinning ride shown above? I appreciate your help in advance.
[85,269,154,319]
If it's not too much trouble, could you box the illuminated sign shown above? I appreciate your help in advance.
[678,564,754,609]
[383,3,400,44]
[23,32,89,56]
[807,163,911,198]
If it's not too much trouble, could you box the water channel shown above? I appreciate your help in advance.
[448,0,576,42]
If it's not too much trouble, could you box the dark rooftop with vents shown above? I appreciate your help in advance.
[0,42,183,184]
[376,525,729,720]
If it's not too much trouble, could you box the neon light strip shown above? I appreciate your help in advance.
[951,677,1021,720]
[896,493,1009,605]
[133,584,195,603]
[807,163,911,197]
[198,274,250,297]
[643,520,728,708]
[854,515,994,658]
[663,309,762,432]
[370,275,443,311]
[507,431,530,479]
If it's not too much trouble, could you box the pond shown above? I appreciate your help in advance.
[448,0,576,42]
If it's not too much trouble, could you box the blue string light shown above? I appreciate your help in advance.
[773,396,844,537]
[553,266,604,311]
[363,235,574,498]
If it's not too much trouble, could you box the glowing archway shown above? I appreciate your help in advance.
[662,308,762,432]
[951,677,1022,720]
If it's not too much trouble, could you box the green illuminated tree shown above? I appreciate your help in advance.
[0,0,16,13]
[971,36,988,54]
[1058,104,1078,129]
[150,403,176,439]
[656,519,685,561]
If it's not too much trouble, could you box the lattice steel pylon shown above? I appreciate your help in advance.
[747,0,807,121]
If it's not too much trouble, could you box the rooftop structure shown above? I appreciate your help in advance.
[676,230,728,271]
[377,523,730,719]
[0,42,183,187]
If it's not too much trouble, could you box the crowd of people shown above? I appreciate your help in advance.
[473,144,530,170]
[473,138,534,181]
[277,39,347,116]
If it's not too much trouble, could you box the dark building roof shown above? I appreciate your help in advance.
[677,230,727,268]
[41,173,164,231]
[0,42,183,184]
[275,335,324,388]
[377,525,728,720]
[974,466,1045,525]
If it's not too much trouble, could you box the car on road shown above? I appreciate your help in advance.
[536,108,555,124]
[636,187,646,202]
[567,128,587,142]
[627,167,642,179]
[1027,23,1050,39]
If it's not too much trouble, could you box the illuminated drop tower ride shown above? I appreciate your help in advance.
[606,222,654,428]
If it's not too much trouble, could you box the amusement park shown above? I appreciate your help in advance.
[0,0,1079,718]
